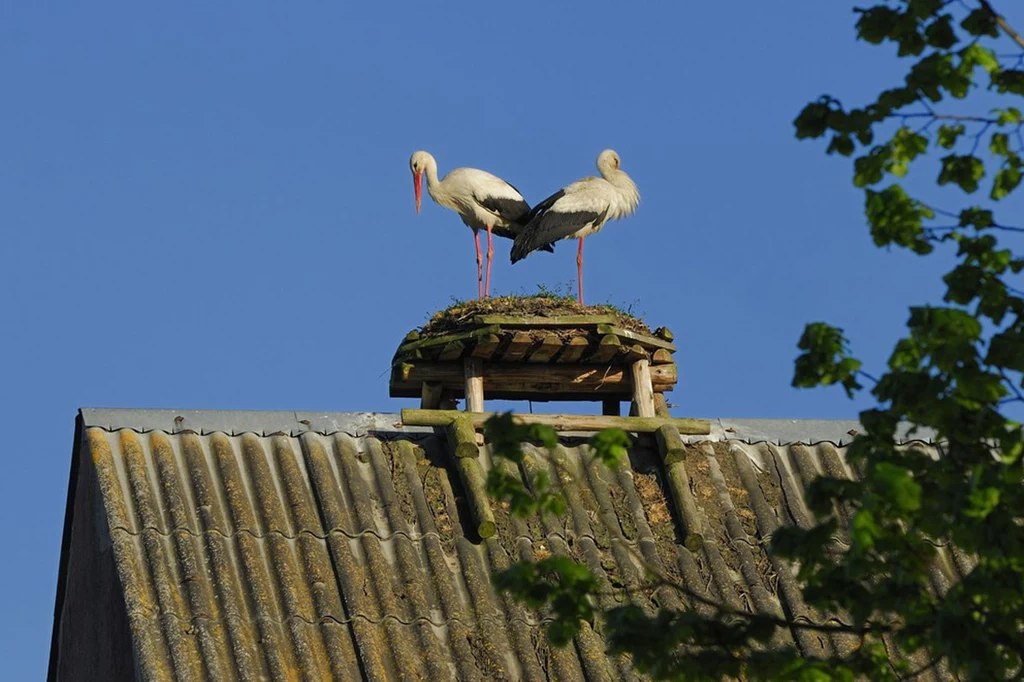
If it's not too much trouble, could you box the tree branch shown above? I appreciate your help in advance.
[980,0,1024,52]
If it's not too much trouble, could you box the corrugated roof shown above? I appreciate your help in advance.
[53,409,959,681]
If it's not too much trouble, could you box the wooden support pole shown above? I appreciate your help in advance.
[654,393,671,418]
[463,358,484,412]
[420,381,443,409]
[630,359,656,418]
[446,414,479,458]
[402,408,711,435]
[456,457,496,538]
[602,399,620,416]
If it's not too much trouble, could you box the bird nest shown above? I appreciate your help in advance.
[422,295,651,337]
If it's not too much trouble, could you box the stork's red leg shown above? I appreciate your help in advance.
[474,229,484,299]
[576,237,585,306]
[485,225,494,298]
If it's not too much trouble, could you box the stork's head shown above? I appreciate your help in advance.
[596,149,622,174]
[409,151,432,214]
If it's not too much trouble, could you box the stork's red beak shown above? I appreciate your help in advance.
[413,171,422,214]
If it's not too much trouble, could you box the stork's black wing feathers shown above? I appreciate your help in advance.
[510,189,606,263]
[474,189,554,252]
[474,192,530,225]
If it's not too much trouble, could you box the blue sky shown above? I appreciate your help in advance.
[3,2,1022,677]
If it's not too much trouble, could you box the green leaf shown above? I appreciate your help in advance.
[864,185,934,254]
[994,107,1022,125]
[872,462,921,512]
[794,98,836,140]
[960,43,1000,75]
[793,323,863,397]
[965,486,1000,519]
[958,207,994,229]
[850,509,882,550]
[993,70,1024,96]
[937,123,965,149]
[991,166,1022,200]
[924,14,957,49]
[938,155,985,193]
[989,132,1010,157]
[855,6,900,44]
[961,8,1000,38]
[588,429,630,469]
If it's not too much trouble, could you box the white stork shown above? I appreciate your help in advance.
[410,150,550,298]
[510,149,640,305]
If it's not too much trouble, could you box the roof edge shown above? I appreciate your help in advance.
[78,408,936,445]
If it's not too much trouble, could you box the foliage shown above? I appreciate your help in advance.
[485,2,1024,680]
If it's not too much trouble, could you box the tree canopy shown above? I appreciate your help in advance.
[485,2,1024,679]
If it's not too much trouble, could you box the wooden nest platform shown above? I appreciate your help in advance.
[390,299,678,410]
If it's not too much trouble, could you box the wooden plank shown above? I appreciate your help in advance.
[556,336,590,363]
[471,333,501,360]
[420,382,443,409]
[464,358,484,412]
[527,334,562,363]
[398,325,500,353]
[596,324,677,352]
[585,334,621,363]
[437,341,465,362]
[401,408,711,435]
[631,359,656,418]
[392,362,677,399]
[654,326,675,342]
[602,399,620,416]
[652,348,673,365]
[499,331,534,362]
[474,314,616,327]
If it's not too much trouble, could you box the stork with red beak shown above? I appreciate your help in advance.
[511,149,640,305]
[410,150,549,298]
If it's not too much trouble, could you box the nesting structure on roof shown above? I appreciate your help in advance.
[390,312,679,417]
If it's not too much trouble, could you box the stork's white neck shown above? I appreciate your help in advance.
[600,167,640,219]
[422,155,449,205]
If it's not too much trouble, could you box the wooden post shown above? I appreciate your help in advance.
[420,381,443,409]
[602,399,620,416]
[654,393,671,418]
[464,357,484,412]
[630,359,656,418]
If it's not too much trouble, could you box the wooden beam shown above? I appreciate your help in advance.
[654,326,675,342]
[470,333,501,360]
[654,393,671,418]
[420,381,443,409]
[457,457,496,538]
[446,414,479,458]
[401,408,711,435]
[585,334,621,363]
[437,340,465,362]
[596,324,677,352]
[463,358,484,412]
[651,348,674,365]
[397,325,500,354]
[630,359,656,418]
[556,336,590,363]
[392,361,677,399]
[474,314,616,327]
[500,331,533,362]
[527,333,562,363]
